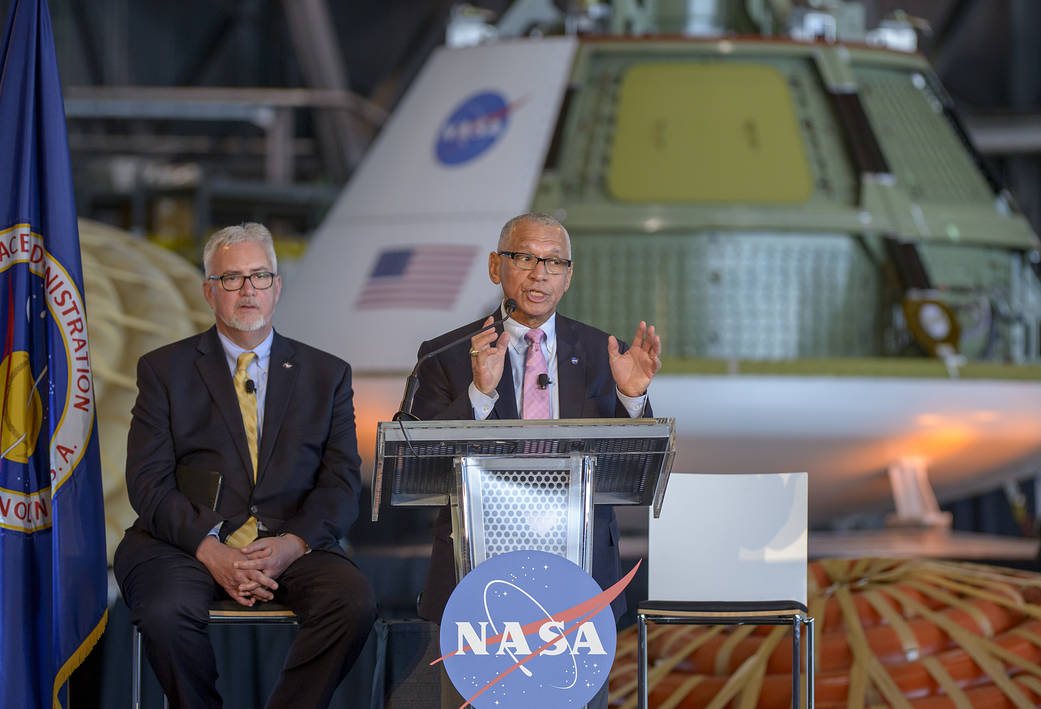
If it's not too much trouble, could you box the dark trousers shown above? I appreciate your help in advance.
[117,541,376,709]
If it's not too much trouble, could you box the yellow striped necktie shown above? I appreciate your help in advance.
[225,351,259,549]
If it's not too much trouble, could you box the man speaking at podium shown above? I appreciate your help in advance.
[411,212,662,632]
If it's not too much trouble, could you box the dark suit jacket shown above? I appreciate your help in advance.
[412,312,650,622]
[115,326,362,581]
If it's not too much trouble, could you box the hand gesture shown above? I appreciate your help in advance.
[470,316,511,396]
[195,535,277,606]
[236,534,307,592]
[608,321,662,398]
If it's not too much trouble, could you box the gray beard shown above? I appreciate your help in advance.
[221,311,268,332]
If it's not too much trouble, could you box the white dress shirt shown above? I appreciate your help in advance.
[211,329,274,536]
[216,329,273,432]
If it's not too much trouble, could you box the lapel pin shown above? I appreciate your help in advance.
[570,356,579,365]
[282,361,293,369]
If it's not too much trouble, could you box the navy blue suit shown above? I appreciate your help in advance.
[412,313,648,623]
[114,326,375,709]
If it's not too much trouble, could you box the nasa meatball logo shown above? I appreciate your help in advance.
[435,91,521,166]
[436,550,638,708]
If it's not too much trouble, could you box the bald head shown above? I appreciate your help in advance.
[497,213,571,257]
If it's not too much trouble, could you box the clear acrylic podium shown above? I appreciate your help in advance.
[372,418,675,579]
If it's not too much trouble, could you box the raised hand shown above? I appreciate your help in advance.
[608,321,662,398]
[470,316,511,396]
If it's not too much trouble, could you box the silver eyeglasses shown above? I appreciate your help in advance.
[207,271,276,291]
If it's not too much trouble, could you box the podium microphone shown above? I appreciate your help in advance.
[393,298,518,421]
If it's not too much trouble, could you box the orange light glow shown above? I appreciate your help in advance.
[351,377,407,484]
[898,425,976,460]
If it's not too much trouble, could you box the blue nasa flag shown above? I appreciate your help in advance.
[0,1,108,707]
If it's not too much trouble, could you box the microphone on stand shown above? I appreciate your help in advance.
[393,298,518,421]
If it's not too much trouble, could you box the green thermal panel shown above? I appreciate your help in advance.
[607,63,813,204]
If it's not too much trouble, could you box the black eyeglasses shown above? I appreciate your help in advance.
[207,272,276,291]
[497,251,573,275]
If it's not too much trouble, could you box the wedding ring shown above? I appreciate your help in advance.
[469,347,480,357]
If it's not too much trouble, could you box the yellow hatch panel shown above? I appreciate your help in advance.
[608,63,813,204]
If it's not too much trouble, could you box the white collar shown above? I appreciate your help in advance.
[503,310,557,355]
[216,328,274,366]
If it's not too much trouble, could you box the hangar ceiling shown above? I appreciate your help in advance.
[0,0,1037,244]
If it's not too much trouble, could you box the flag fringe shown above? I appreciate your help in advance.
[51,608,108,709]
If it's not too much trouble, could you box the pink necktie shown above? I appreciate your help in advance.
[522,328,551,419]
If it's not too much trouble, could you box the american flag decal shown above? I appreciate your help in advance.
[355,244,478,310]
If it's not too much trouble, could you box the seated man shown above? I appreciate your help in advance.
[114,222,375,709]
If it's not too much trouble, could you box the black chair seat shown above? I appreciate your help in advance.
[638,599,808,619]
[207,599,297,623]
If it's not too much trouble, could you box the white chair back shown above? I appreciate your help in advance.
[648,472,808,607]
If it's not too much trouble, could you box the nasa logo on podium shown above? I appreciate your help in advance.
[434,91,521,166]
[436,550,637,709]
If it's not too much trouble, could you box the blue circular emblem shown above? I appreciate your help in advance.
[435,91,511,166]
[439,550,617,709]
[0,226,97,534]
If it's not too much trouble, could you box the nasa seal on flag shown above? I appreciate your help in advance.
[0,223,94,534]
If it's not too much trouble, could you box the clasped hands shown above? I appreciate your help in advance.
[470,318,662,397]
[196,533,307,607]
